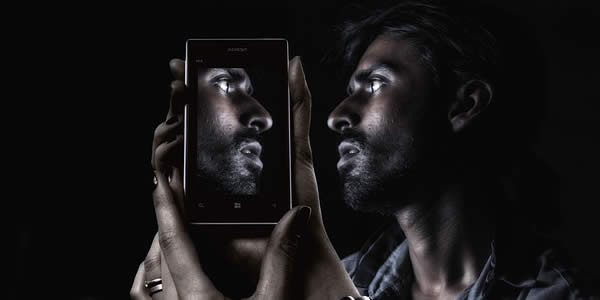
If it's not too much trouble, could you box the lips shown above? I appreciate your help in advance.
[240,141,262,156]
[338,140,361,157]
[239,140,263,169]
[337,140,361,169]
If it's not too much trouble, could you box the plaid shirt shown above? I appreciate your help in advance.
[343,221,595,300]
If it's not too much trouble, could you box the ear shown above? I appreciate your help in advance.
[448,79,493,132]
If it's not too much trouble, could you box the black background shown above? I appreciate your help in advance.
[13,0,600,299]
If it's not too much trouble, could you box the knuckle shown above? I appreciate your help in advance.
[277,236,299,261]
[171,80,185,91]
[153,123,165,138]
[158,230,181,253]
[292,93,312,112]
[294,140,314,164]
[143,255,161,274]
[152,185,170,207]
[154,143,168,160]
[129,285,142,299]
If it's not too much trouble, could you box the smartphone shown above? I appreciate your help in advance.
[184,39,291,228]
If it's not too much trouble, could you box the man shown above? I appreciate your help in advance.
[133,2,593,299]
[193,68,272,195]
[328,1,592,299]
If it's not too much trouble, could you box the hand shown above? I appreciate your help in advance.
[287,57,361,300]
[146,59,268,294]
[131,57,360,300]
[130,179,312,300]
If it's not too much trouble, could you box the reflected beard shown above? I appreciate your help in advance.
[197,135,262,196]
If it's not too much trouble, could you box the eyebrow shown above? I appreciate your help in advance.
[222,68,249,81]
[350,63,399,83]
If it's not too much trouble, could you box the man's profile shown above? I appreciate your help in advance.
[194,67,272,196]
[328,1,592,299]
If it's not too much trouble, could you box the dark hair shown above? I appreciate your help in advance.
[337,0,498,97]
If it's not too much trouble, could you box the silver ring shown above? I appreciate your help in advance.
[144,278,162,288]
[148,284,163,296]
[144,278,163,296]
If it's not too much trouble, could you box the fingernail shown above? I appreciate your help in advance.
[166,116,178,125]
[291,206,311,238]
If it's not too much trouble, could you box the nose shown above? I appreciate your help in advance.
[239,95,273,134]
[327,96,361,134]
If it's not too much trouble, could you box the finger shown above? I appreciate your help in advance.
[289,57,322,221]
[253,206,311,300]
[153,170,221,297]
[165,58,187,122]
[169,166,184,211]
[130,263,152,300]
[158,250,178,300]
[165,80,186,121]
[170,59,185,81]
[143,234,161,284]
[154,134,183,173]
[151,118,183,170]
[142,235,165,300]
[289,56,312,161]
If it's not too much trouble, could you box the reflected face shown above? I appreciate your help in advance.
[328,36,447,213]
[196,68,273,195]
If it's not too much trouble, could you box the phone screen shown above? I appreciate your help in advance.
[184,39,291,225]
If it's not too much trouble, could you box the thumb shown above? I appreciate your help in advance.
[253,206,311,299]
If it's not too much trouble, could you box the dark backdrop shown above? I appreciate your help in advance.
[14,0,600,299]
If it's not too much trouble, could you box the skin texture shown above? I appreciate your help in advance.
[194,68,272,195]
[328,35,495,300]
[328,35,449,213]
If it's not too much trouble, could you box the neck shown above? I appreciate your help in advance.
[394,167,495,297]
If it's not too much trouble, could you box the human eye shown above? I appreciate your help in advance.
[367,77,385,93]
[214,76,233,93]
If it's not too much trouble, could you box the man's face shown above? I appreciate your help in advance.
[196,68,273,195]
[328,36,448,213]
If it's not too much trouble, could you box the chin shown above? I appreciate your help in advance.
[340,164,418,216]
[221,171,260,195]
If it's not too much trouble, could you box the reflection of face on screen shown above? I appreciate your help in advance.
[195,68,273,195]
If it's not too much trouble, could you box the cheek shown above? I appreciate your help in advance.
[362,100,419,171]
[198,97,240,137]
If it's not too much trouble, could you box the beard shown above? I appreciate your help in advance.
[196,129,263,195]
[337,130,423,215]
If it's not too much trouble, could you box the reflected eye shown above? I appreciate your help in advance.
[215,77,232,93]
[368,78,384,93]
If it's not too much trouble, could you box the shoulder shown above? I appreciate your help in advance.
[526,248,597,299]
[495,236,598,299]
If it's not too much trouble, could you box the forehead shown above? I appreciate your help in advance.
[354,35,426,78]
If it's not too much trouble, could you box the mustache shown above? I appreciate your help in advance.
[234,128,263,146]
[337,129,366,147]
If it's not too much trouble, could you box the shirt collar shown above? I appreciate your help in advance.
[349,222,540,299]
